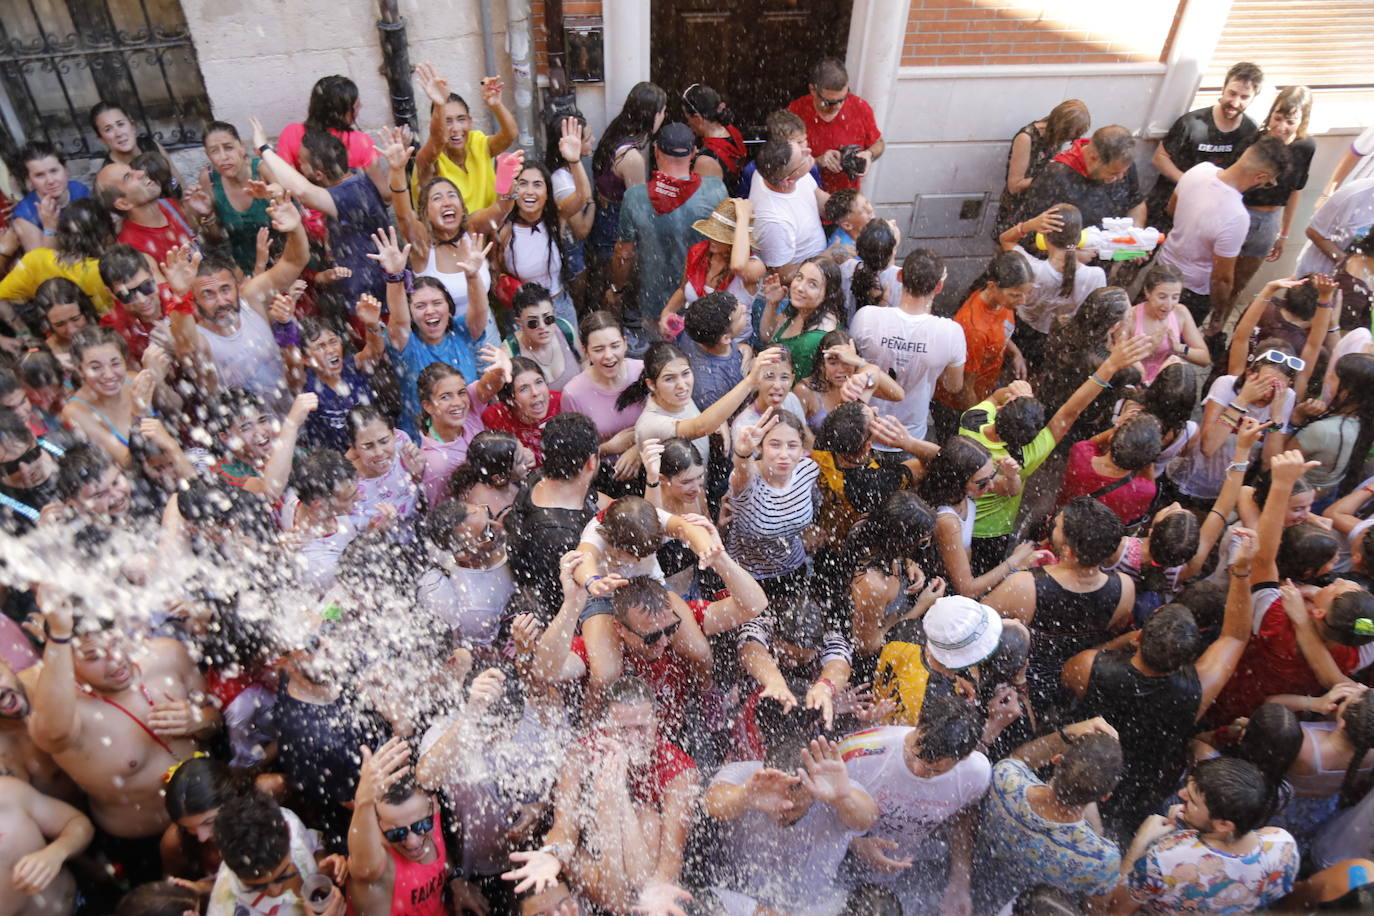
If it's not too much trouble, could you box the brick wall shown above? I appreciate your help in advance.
[530,0,604,72]
[902,0,1182,67]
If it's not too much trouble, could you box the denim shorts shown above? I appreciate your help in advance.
[1240,206,1283,258]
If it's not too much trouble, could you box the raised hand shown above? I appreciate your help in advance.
[1234,416,1265,454]
[182,181,213,218]
[400,437,426,480]
[758,678,798,714]
[641,438,664,484]
[1270,449,1320,486]
[797,737,851,805]
[355,293,383,330]
[1230,526,1258,570]
[632,881,693,916]
[1311,273,1338,303]
[1027,205,1064,235]
[744,767,802,814]
[249,116,270,153]
[1061,716,1119,742]
[480,76,505,108]
[413,62,449,108]
[478,342,512,384]
[454,232,493,277]
[586,572,629,598]
[36,195,60,233]
[558,550,584,601]
[356,736,412,805]
[510,613,543,657]
[734,406,777,459]
[160,242,202,295]
[466,667,506,714]
[267,191,302,234]
[140,342,172,381]
[558,117,582,164]
[367,225,412,275]
[747,347,786,382]
[378,125,414,174]
[254,226,271,267]
[761,273,785,306]
[286,392,319,427]
[245,178,277,200]
[804,679,835,729]
[868,412,913,450]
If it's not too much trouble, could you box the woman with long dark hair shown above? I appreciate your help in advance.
[842,218,902,319]
[589,82,668,283]
[412,60,519,212]
[682,83,748,194]
[498,161,578,325]
[201,121,276,274]
[274,75,381,177]
[794,328,904,435]
[759,256,845,377]
[1290,351,1374,498]
[90,100,186,197]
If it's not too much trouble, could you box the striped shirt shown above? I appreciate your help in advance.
[725,456,820,579]
[738,616,853,668]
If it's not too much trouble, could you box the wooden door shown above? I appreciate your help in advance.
[651,0,853,140]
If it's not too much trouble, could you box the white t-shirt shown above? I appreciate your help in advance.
[636,398,710,469]
[1296,177,1374,277]
[850,306,966,442]
[749,172,827,269]
[1166,375,1295,499]
[207,807,321,916]
[580,506,671,582]
[1010,247,1107,334]
[707,761,865,916]
[279,496,358,596]
[1156,163,1248,295]
[415,555,516,647]
[839,726,990,877]
[505,223,564,295]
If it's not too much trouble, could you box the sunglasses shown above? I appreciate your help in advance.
[523,314,558,329]
[381,812,436,844]
[1,444,44,475]
[242,866,299,894]
[814,92,848,108]
[114,278,156,303]
[626,618,681,645]
[1253,349,1305,372]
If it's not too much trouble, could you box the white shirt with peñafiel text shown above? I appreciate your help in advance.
[850,307,966,443]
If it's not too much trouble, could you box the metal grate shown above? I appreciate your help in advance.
[0,0,211,164]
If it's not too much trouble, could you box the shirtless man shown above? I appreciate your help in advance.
[0,775,92,916]
[27,588,219,882]
[0,661,74,802]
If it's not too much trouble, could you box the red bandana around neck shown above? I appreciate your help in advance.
[1052,138,1093,178]
[647,171,702,214]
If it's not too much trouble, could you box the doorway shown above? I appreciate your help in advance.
[650,0,853,140]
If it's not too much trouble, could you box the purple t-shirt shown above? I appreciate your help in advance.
[560,359,644,441]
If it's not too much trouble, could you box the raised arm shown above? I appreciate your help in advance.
[1195,527,1258,718]
[1045,334,1153,444]
[241,192,310,313]
[250,117,337,217]
[453,232,493,340]
[1255,450,1320,582]
[700,546,768,636]
[377,125,425,251]
[27,588,82,753]
[530,552,591,686]
[729,408,773,496]
[369,227,414,351]
[1180,417,1264,580]
[677,348,782,442]
[480,77,519,155]
[1275,581,1356,690]
[244,392,315,501]
[997,206,1063,252]
[347,737,411,886]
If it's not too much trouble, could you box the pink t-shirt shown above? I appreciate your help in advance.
[275,122,378,170]
[560,359,645,440]
[419,383,488,506]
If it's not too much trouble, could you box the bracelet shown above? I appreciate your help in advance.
[43,620,72,645]
[1088,374,1111,389]
[1277,233,1289,239]
[583,575,603,592]
[1209,509,1227,524]
[42,228,56,237]
[1362,484,1374,495]
[734,449,754,460]
[257,143,272,155]
[1056,726,1073,745]
[815,678,836,695]
[1227,460,1250,472]
[1228,566,1251,577]
[389,186,407,194]
[383,269,409,285]
[645,480,659,488]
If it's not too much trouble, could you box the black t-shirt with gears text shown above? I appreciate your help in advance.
[1147,106,1259,221]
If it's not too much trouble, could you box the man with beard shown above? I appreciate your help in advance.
[26,587,219,885]
[0,409,66,536]
[93,158,211,265]
[169,192,309,417]
[0,661,73,802]
[503,676,699,916]
[0,773,93,916]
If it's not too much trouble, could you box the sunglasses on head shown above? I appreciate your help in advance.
[626,618,681,645]
[523,314,558,329]
[1,444,44,475]
[1253,349,1304,372]
[682,82,701,116]
[242,866,299,894]
[114,278,156,304]
[381,812,436,844]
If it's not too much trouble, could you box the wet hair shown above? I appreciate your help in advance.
[0,406,33,451]
[658,436,704,477]
[542,109,587,170]
[417,361,466,410]
[599,496,664,558]
[1325,587,1374,649]
[979,623,1030,709]
[69,325,128,368]
[194,253,240,280]
[1276,522,1339,581]
[305,74,360,133]
[1053,733,1123,806]
[498,356,546,410]
[214,388,268,440]
[1138,603,1204,673]
[1225,61,1264,91]
[114,882,201,916]
[55,198,115,262]
[409,276,458,332]
[617,341,688,411]
[785,256,845,333]
[1042,203,1082,297]
[844,490,937,571]
[763,408,807,444]
[1325,352,1374,495]
[1175,580,1227,635]
[1263,85,1313,141]
[512,281,553,319]
[1107,412,1161,472]
[300,129,348,180]
[914,694,982,763]
[578,310,624,347]
[423,499,473,553]
[917,436,991,509]
[974,250,1034,301]
[806,329,858,392]
[852,219,897,309]
[178,481,276,545]
[29,277,98,337]
[1251,469,1313,511]
[823,188,860,226]
[764,109,806,142]
[1141,262,1184,296]
[755,136,796,185]
[816,400,870,456]
[1281,275,1323,322]
[682,83,732,125]
[1141,510,1200,593]
[204,120,241,142]
[98,243,151,289]
[1236,338,1298,394]
[810,57,848,92]
[213,791,290,880]
[1339,691,1374,807]
[381,774,423,807]
[448,430,520,498]
[416,176,469,243]
[504,162,569,291]
[540,412,600,480]
[996,396,1047,455]
[604,673,655,709]
[1046,287,1130,385]
[757,681,823,771]
[165,755,240,820]
[1059,496,1124,567]
[1043,99,1091,148]
[292,449,357,505]
[594,81,668,178]
[345,404,388,447]
[683,290,738,347]
[1229,702,1303,799]
[1190,756,1275,837]
[1089,125,1134,166]
[18,139,65,172]
[1144,363,1199,439]
[18,348,62,392]
[900,248,944,297]
[610,575,673,623]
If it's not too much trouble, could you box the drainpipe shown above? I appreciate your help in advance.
[376,0,418,132]
[478,0,500,133]
[505,0,536,150]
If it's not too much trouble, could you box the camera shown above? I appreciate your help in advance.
[838,144,867,180]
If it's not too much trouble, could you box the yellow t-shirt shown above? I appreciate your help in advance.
[0,247,113,315]
[415,129,496,213]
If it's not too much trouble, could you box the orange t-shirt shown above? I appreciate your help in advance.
[936,290,1015,409]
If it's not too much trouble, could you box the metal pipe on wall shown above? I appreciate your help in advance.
[376,0,418,131]
[505,0,536,150]
[478,0,500,133]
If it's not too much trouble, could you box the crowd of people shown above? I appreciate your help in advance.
[0,50,1373,916]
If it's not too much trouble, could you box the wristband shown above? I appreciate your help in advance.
[258,143,272,155]
[584,575,603,592]
[160,286,196,316]
[645,480,659,487]
[389,186,408,194]
[1226,461,1249,472]
[1088,374,1111,389]
[272,319,301,349]
[1228,567,1251,577]
[816,678,836,695]
[1056,726,1072,745]
[42,229,56,237]
[43,620,72,645]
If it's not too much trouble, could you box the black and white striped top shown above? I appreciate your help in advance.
[725,456,821,579]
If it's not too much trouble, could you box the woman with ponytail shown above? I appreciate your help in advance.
[1270,684,1374,844]
[682,83,748,194]
[998,203,1106,374]
[842,217,902,320]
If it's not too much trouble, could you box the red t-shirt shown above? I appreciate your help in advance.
[100,305,154,363]
[1209,589,1374,725]
[480,391,562,467]
[117,200,194,265]
[787,94,882,194]
[936,289,1015,409]
[388,807,448,916]
[1055,439,1157,526]
[275,122,379,171]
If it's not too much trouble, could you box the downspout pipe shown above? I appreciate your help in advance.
[376,0,417,132]
[505,0,536,150]
[478,0,500,133]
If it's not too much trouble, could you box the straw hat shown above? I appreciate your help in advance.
[692,198,754,246]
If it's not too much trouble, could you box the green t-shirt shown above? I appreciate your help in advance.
[959,399,1056,537]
